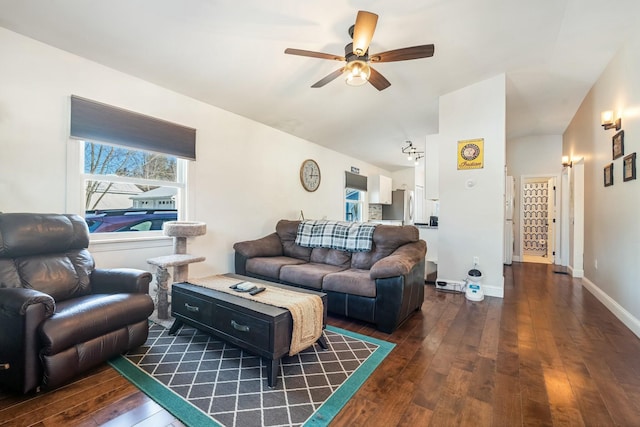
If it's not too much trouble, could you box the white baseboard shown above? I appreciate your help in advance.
[484,284,504,298]
[568,265,584,278]
[434,277,504,299]
[512,255,521,262]
[582,277,640,339]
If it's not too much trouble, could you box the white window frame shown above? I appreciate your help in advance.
[66,139,189,244]
[345,187,365,222]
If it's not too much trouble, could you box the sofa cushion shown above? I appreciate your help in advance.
[351,225,419,270]
[280,263,347,290]
[246,256,306,280]
[0,213,89,258]
[39,293,154,355]
[322,269,376,298]
[276,220,311,262]
[310,247,351,267]
[16,249,94,301]
[233,233,283,258]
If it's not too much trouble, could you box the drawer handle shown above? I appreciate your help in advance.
[184,303,200,313]
[231,320,250,332]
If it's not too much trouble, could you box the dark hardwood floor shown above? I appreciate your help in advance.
[2,262,640,426]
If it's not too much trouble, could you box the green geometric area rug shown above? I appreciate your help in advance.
[109,323,394,427]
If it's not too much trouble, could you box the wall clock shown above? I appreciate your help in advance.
[300,159,321,192]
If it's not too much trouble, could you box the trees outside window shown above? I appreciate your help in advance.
[81,141,184,233]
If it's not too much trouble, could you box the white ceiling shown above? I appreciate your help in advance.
[2,0,639,171]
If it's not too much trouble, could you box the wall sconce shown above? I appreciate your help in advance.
[402,141,424,165]
[562,155,572,168]
[601,110,621,130]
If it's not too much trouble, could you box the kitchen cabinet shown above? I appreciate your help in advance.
[425,136,439,200]
[369,174,392,204]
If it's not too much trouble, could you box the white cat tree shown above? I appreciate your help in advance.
[147,221,206,319]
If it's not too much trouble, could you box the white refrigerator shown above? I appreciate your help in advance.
[504,176,515,264]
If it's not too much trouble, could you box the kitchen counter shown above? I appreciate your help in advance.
[369,220,403,226]
[414,223,438,229]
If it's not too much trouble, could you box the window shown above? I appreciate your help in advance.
[80,141,185,234]
[67,96,196,238]
[344,171,367,222]
[345,188,364,222]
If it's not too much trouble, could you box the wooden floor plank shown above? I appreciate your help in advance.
[2,262,640,426]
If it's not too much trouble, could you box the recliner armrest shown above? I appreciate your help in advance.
[91,268,152,294]
[233,232,283,258]
[369,240,427,279]
[0,288,55,317]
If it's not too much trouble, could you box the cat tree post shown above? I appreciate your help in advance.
[147,221,207,319]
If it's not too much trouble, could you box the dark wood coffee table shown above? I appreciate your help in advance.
[168,273,327,387]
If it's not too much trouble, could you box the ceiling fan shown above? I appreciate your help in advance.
[284,10,435,91]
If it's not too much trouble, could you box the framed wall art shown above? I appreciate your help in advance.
[612,130,624,160]
[604,163,614,187]
[457,138,484,170]
[623,152,636,182]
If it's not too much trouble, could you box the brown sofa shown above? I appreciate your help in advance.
[0,213,154,393]
[233,220,426,333]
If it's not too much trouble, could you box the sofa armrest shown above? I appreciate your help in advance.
[370,240,427,279]
[91,268,152,294]
[233,232,283,258]
[0,288,55,317]
[0,288,54,393]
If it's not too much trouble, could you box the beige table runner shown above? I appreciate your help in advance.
[187,275,324,356]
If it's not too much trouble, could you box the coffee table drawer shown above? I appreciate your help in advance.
[213,304,270,349]
[172,291,214,326]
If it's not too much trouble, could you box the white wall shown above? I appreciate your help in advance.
[506,135,562,259]
[437,74,506,298]
[390,167,415,190]
[563,33,640,337]
[0,28,389,276]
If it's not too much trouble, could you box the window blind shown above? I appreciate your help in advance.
[345,171,367,191]
[70,95,196,160]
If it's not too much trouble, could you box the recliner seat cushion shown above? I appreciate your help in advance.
[322,269,376,298]
[39,293,154,355]
[246,256,306,280]
[280,263,347,290]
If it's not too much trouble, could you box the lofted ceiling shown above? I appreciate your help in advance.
[1,0,640,171]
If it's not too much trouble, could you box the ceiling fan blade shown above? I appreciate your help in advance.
[368,67,391,91]
[284,48,344,61]
[370,44,435,63]
[352,11,378,57]
[311,67,345,88]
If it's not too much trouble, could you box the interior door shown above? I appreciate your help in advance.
[546,177,556,262]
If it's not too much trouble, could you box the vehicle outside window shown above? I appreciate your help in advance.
[85,209,177,233]
[82,141,185,233]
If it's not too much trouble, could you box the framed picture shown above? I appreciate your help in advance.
[623,152,636,182]
[612,130,624,160]
[457,138,484,170]
[604,163,614,187]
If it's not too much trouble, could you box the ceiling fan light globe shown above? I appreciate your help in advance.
[345,60,371,87]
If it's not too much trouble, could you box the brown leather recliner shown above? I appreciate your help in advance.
[0,213,154,393]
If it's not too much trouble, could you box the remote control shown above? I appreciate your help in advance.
[249,287,265,296]
[231,282,257,292]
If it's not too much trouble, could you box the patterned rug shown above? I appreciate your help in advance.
[109,323,394,427]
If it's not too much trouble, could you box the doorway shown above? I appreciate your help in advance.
[520,175,559,264]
